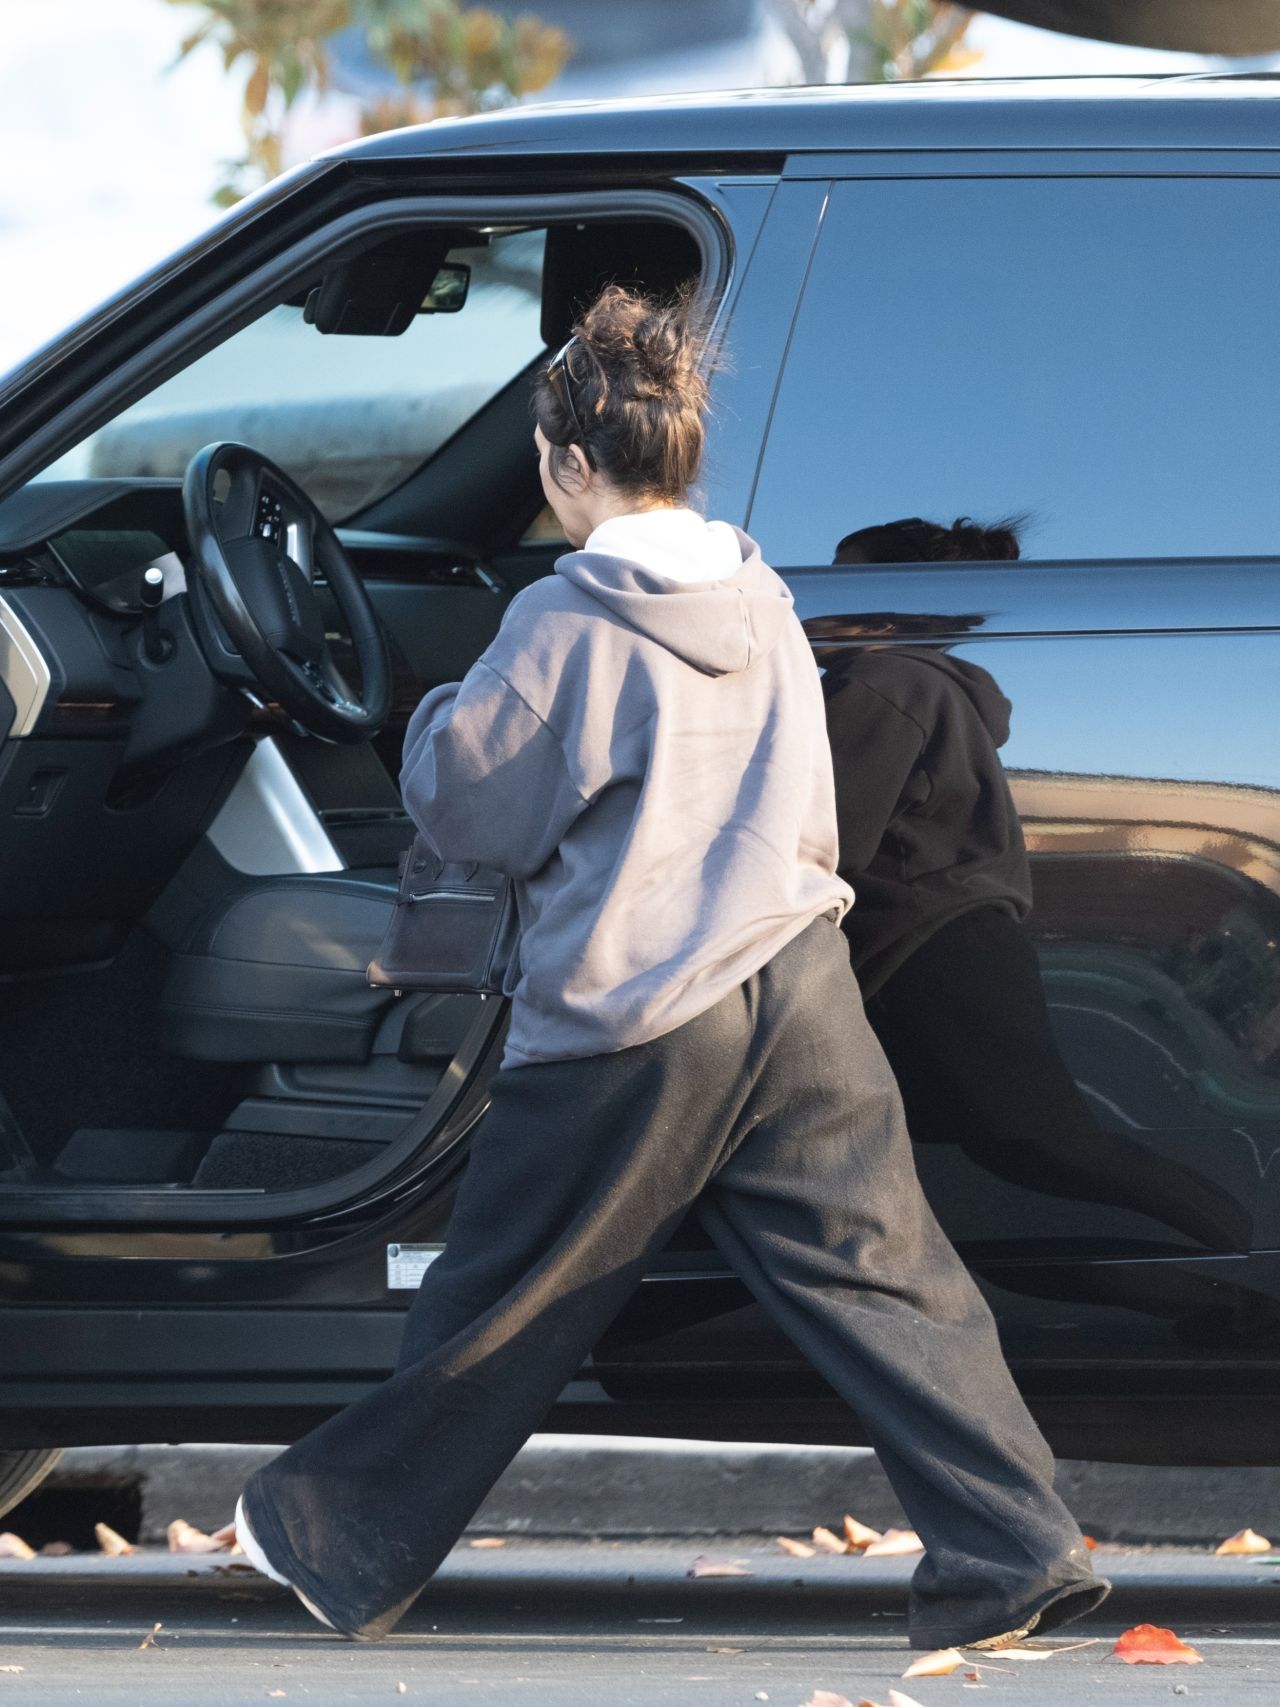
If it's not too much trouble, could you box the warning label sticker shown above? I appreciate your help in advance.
[386,1243,444,1290]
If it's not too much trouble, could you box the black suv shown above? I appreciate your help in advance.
[0,76,1278,1519]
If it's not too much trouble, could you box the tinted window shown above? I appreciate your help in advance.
[750,177,1280,564]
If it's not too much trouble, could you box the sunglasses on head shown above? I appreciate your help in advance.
[546,334,597,471]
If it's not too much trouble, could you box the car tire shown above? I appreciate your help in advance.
[0,1448,62,1524]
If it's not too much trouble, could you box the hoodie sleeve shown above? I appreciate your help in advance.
[824,676,928,874]
[400,661,589,878]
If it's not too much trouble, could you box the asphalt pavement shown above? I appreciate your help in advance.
[1,1541,1279,1704]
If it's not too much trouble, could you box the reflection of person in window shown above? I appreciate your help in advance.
[825,516,1250,1253]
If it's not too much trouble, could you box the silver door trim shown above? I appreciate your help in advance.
[0,594,52,738]
[206,735,345,875]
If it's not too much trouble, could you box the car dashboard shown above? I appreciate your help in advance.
[0,477,257,976]
[0,478,190,619]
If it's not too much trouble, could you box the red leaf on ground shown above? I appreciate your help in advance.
[1113,1624,1202,1665]
[1082,1535,1098,1550]
[468,1537,506,1549]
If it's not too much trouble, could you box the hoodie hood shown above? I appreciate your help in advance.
[891,645,1013,747]
[555,524,794,677]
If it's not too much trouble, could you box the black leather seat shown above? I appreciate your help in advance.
[159,873,398,1063]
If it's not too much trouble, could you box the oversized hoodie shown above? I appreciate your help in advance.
[822,645,1032,1000]
[400,514,852,1068]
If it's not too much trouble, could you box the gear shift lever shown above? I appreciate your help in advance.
[140,565,173,664]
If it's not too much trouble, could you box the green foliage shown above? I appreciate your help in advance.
[847,1,977,82]
[165,0,571,201]
[772,1,979,86]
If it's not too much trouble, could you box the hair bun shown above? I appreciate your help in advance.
[579,284,705,407]
[534,282,711,503]
[950,516,1022,561]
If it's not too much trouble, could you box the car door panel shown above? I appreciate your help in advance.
[598,168,1280,1406]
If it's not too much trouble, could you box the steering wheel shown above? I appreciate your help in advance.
[183,442,391,743]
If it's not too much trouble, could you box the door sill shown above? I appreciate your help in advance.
[0,1003,505,1227]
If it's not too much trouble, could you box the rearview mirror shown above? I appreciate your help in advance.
[419,262,470,314]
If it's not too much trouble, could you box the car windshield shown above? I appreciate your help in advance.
[33,228,547,521]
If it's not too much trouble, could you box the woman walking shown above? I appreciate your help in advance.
[232,289,1107,1647]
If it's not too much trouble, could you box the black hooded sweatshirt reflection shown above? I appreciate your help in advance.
[823,645,1032,999]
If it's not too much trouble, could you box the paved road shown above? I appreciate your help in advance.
[1,1541,1279,1703]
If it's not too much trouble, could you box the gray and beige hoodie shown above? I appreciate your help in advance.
[400,509,852,1068]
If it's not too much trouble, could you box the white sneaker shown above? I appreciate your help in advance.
[234,1495,336,1631]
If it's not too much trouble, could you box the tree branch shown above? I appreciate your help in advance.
[768,0,833,82]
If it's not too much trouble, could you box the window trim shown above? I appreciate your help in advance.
[0,187,732,506]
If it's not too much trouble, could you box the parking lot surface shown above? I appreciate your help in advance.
[0,1540,1278,1703]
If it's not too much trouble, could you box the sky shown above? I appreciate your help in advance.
[0,1,1249,381]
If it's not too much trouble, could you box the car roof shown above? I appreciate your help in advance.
[327,75,1280,166]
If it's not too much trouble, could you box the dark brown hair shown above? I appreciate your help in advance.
[832,515,1024,566]
[533,284,709,503]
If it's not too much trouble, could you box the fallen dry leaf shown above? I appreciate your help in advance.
[1216,1527,1272,1556]
[843,1515,883,1549]
[990,1639,1098,1661]
[268,1692,286,1699]
[137,1621,162,1651]
[1082,1535,1098,1550]
[811,1526,848,1555]
[862,1529,924,1558]
[468,1537,506,1549]
[96,1522,135,1557]
[168,1518,231,1555]
[855,1694,927,1707]
[775,1535,817,1558]
[39,1540,73,1557]
[687,1555,752,1578]
[1113,1623,1202,1665]
[989,1645,1099,1659]
[801,1693,855,1707]
[0,1533,35,1561]
[902,1646,965,1678]
[0,1667,23,1674]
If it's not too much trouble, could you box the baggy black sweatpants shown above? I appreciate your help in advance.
[243,914,1106,1643]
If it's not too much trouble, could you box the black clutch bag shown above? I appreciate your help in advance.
[367,835,519,995]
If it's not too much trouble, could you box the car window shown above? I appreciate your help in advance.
[750,177,1280,565]
[35,229,547,521]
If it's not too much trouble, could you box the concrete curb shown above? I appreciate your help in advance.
[43,1438,1280,1549]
